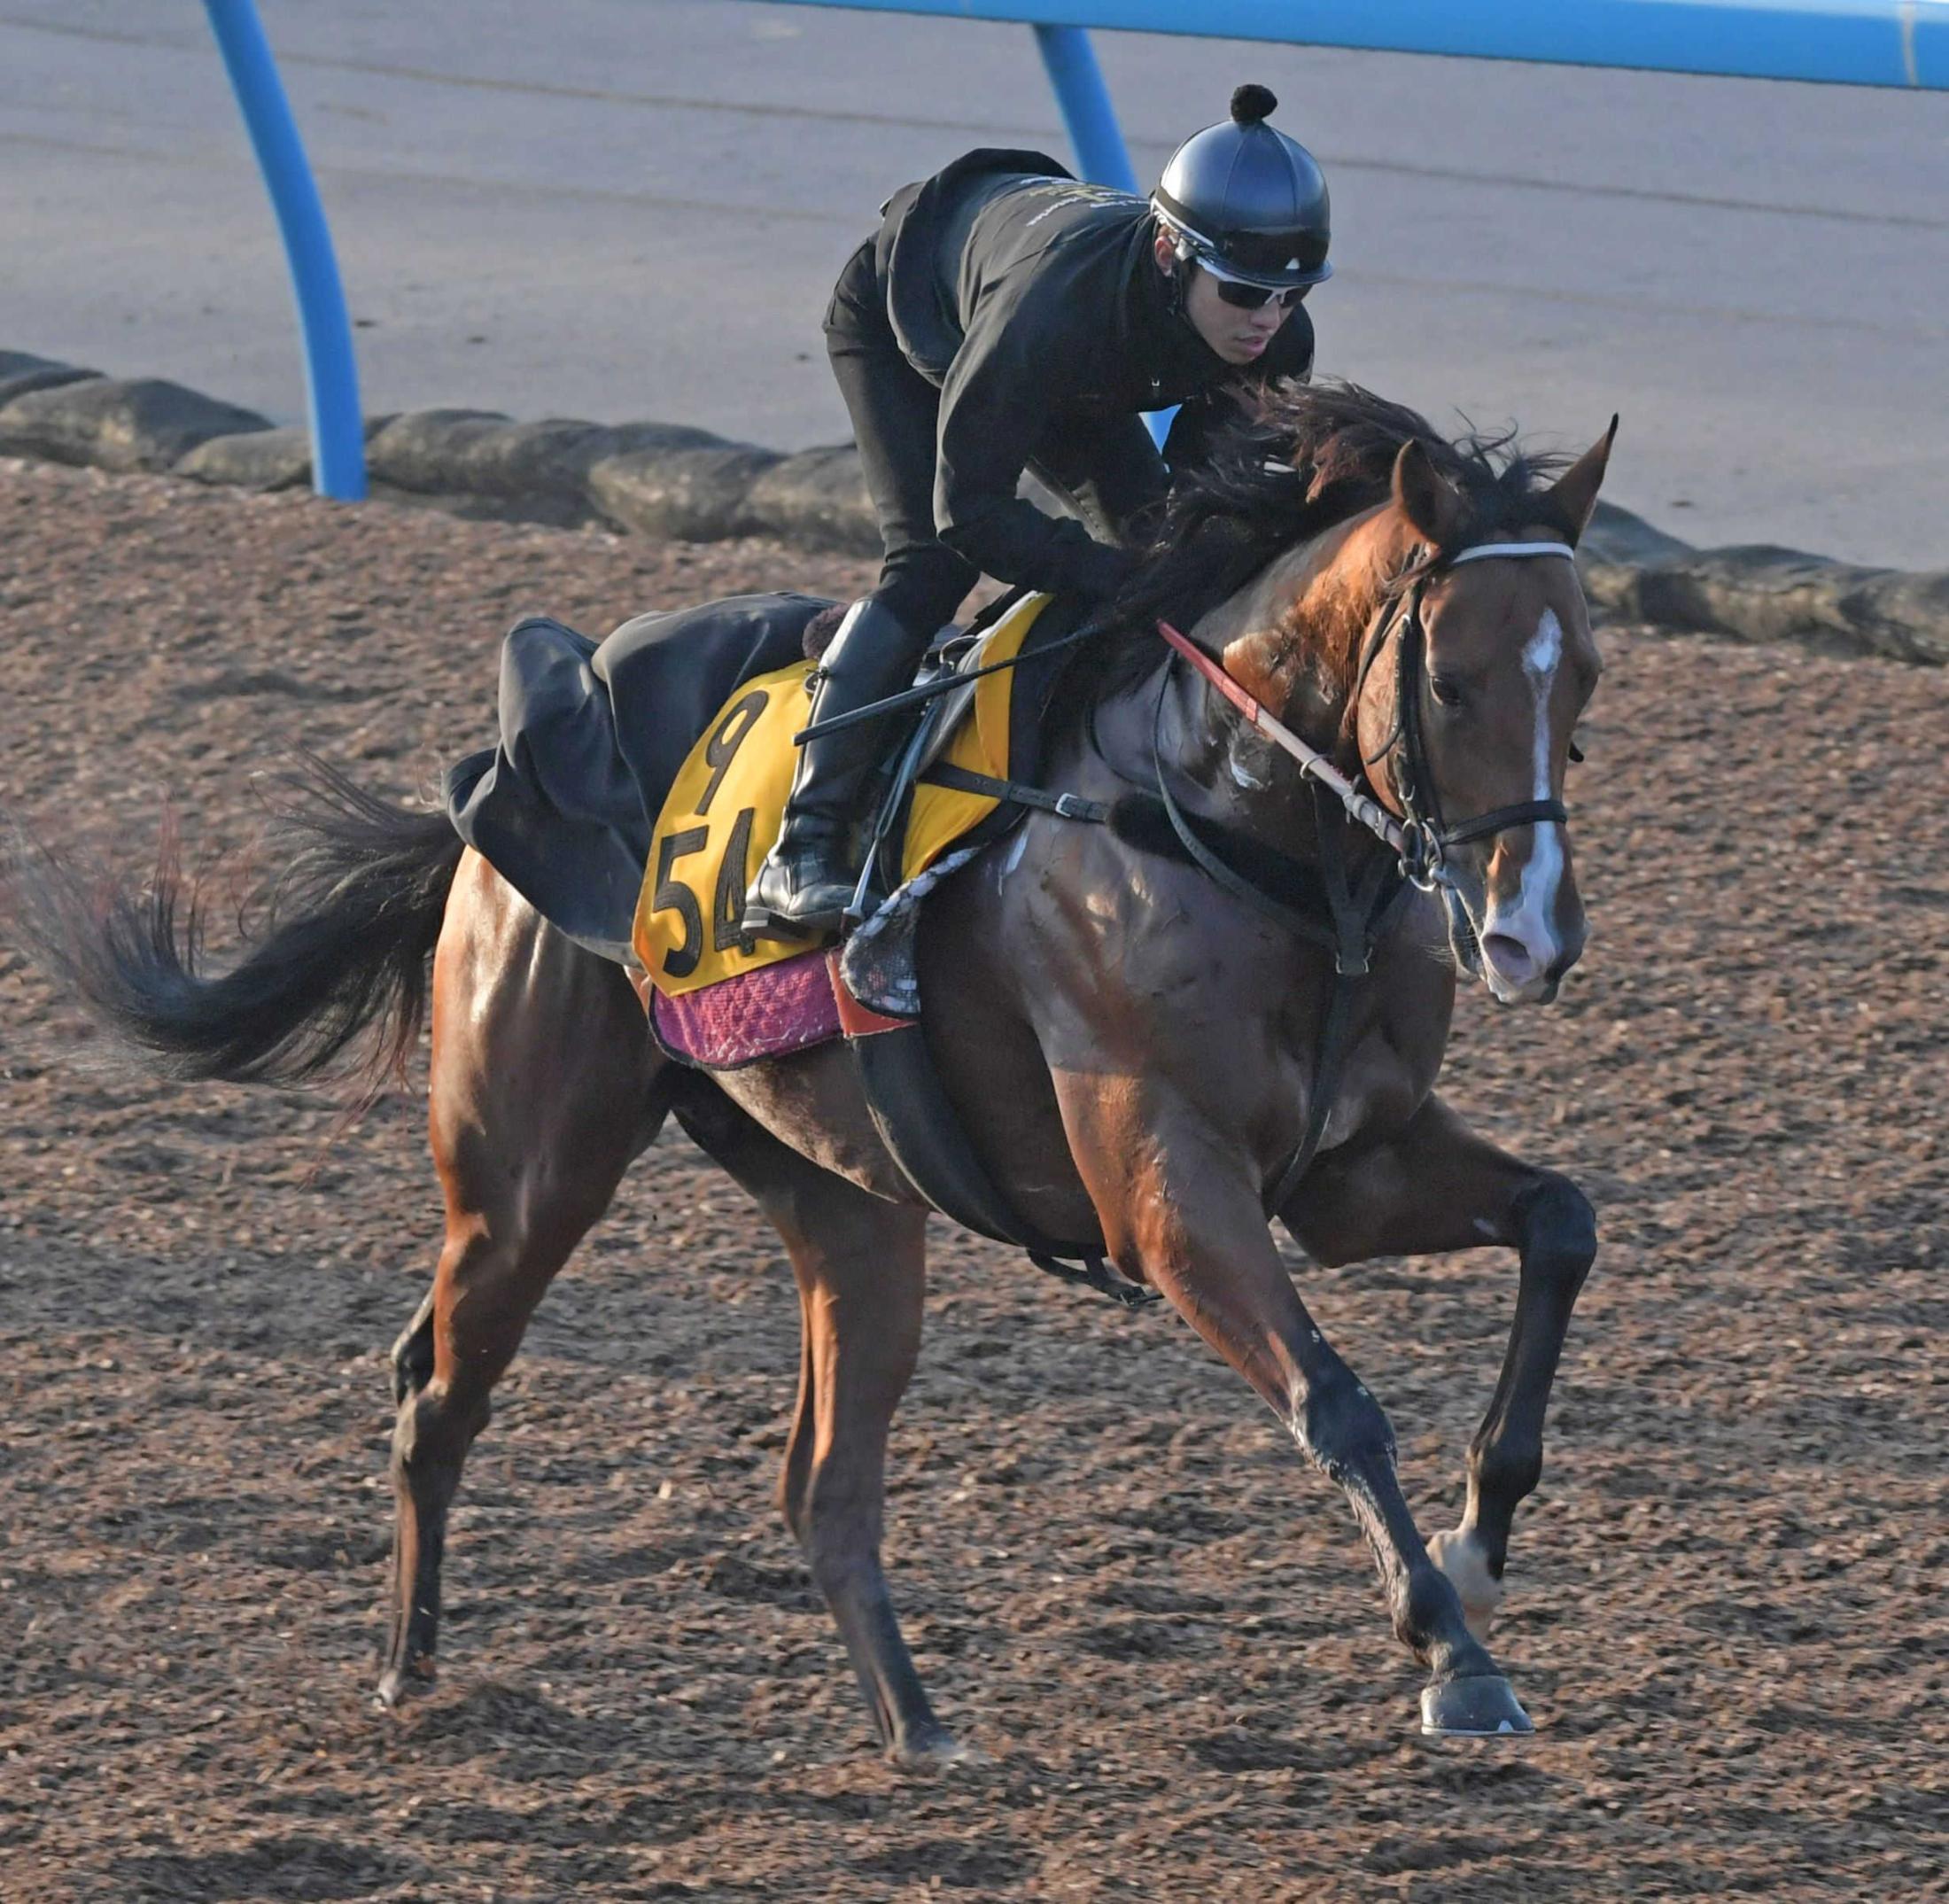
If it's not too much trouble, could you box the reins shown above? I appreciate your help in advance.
[791,609,1112,745]
[1154,618,1409,875]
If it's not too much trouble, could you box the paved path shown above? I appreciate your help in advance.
[4,0,1945,566]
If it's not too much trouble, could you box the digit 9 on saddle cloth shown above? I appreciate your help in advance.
[633,591,1056,998]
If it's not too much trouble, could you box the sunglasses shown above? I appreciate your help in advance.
[1209,275,1309,312]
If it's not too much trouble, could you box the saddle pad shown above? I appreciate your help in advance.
[648,947,842,1068]
[633,590,1054,998]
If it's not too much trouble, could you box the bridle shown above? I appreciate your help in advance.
[1160,536,1580,894]
[1360,538,1578,889]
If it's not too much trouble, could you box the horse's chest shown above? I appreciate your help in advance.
[1316,1021,1430,1154]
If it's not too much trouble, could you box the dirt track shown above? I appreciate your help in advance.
[1,456,1945,1902]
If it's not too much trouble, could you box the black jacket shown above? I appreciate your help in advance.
[863,149,1315,601]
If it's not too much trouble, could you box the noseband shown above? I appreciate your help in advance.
[1355,539,1577,890]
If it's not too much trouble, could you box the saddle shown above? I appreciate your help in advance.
[444,593,835,966]
[632,588,1080,997]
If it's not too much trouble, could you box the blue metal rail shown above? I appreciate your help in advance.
[204,0,1948,502]
[203,0,364,499]
[773,2,1949,90]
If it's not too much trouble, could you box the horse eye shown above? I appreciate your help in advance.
[1568,738,1586,764]
[1430,675,1464,709]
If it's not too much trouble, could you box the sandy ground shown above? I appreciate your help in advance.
[0,456,1944,1901]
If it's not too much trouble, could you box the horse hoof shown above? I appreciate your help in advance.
[889,1727,985,1773]
[1419,1674,1533,1739]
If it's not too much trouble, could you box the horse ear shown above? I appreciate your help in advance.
[1547,416,1619,546]
[1391,439,1468,548]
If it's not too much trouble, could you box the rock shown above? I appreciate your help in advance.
[1584,543,1949,667]
[175,425,313,491]
[460,419,724,493]
[586,441,782,540]
[0,351,102,408]
[1853,567,1949,668]
[1,349,1939,664]
[446,417,730,525]
[362,409,514,493]
[1580,499,1695,569]
[364,412,734,526]
[0,377,270,472]
[362,481,563,525]
[743,443,878,554]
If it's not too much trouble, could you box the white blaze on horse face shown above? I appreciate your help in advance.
[1480,607,1567,998]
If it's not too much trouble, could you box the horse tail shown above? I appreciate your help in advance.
[4,758,465,1098]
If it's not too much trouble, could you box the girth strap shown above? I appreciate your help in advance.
[1261,783,1417,1216]
[846,1014,1157,1311]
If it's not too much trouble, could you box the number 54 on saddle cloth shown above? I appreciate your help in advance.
[633,590,1055,1003]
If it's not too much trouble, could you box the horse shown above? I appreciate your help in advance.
[5,382,1614,1755]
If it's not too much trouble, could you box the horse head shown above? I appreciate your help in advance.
[1339,424,1614,1005]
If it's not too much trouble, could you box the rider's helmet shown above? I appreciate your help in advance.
[1151,85,1332,291]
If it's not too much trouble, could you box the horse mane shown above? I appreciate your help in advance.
[1095,379,1573,691]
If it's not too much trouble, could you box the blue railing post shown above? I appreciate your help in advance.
[1032,24,1140,193]
[203,0,366,500]
[1030,25,1169,446]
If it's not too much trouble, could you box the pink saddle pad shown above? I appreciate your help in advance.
[649,948,842,1069]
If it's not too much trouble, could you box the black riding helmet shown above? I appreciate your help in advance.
[1152,84,1332,290]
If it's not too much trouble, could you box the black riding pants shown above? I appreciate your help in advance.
[824,240,980,660]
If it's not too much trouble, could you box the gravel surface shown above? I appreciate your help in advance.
[1,456,1944,1901]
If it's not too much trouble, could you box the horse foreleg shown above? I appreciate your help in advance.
[390,1290,435,1408]
[378,853,667,1706]
[675,1089,956,1767]
[1060,1084,1528,1738]
[1282,1092,1597,1646]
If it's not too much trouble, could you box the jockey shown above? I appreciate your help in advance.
[743,84,1332,936]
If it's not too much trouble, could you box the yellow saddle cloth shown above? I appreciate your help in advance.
[633,591,1054,998]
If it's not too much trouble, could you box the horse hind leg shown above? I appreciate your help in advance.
[378,853,669,1706]
[675,1089,957,1767]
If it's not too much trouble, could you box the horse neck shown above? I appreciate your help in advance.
[1200,508,1401,763]
[1098,509,1402,867]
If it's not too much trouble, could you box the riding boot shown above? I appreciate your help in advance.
[741,597,925,937]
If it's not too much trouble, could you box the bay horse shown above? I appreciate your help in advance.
[6,384,1614,1752]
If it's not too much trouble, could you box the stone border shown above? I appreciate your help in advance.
[3,348,1942,665]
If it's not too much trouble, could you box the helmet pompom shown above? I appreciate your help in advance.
[1231,83,1277,124]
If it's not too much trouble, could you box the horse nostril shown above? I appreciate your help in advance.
[1481,933,1539,984]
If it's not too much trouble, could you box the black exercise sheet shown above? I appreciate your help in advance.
[444,593,832,965]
